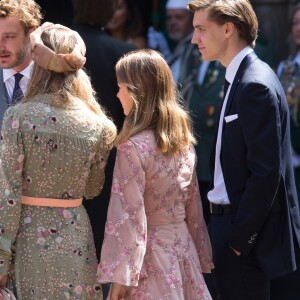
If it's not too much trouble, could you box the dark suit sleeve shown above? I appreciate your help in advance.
[229,82,282,254]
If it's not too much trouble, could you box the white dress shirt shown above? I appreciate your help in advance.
[208,46,254,205]
[3,63,33,103]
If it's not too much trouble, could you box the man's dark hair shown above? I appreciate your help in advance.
[73,0,118,27]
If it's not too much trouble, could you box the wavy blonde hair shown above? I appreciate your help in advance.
[24,26,116,143]
[0,0,42,33]
[115,49,196,154]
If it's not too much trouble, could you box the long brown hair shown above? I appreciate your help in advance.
[115,49,196,154]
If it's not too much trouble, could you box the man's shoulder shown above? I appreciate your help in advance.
[102,35,136,53]
[240,54,277,83]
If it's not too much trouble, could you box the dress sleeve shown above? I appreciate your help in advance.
[0,107,24,275]
[84,123,115,199]
[97,140,147,286]
[185,165,214,273]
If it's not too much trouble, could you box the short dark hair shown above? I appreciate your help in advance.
[73,0,118,27]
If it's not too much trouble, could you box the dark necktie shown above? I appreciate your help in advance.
[223,79,230,101]
[12,73,24,104]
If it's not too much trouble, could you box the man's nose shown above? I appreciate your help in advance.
[191,32,197,44]
[0,38,6,49]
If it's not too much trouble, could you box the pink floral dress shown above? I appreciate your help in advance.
[98,130,213,299]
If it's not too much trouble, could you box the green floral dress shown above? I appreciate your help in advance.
[0,97,114,299]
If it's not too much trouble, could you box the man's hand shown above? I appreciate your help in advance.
[231,247,241,256]
[108,282,126,300]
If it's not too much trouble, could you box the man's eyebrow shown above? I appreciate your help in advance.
[194,24,204,29]
[1,31,17,35]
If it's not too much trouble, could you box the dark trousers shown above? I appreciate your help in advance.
[102,283,111,299]
[270,230,300,300]
[209,213,270,300]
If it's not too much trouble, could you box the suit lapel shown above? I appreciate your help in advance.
[0,69,9,102]
[0,69,11,129]
[224,51,258,116]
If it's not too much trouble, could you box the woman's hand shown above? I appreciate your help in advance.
[0,275,7,287]
[107,282,126,300]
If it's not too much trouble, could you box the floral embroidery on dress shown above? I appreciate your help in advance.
[47,139,57,151]
[0,98,115,299]
[98,130,213,299]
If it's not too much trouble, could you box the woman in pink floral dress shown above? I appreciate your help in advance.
[98,49,213,299]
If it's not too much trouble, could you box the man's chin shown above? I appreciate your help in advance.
[199,53,209,61]
[0,60,16,69]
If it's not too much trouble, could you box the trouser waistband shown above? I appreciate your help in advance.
[210,202,232,216]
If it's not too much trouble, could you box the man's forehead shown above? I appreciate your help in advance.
[0,15,22,24]
[0,16,23,31]
[1,14,23,21]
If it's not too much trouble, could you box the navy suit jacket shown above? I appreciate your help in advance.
[0,69,10,130]
[210,51,300,279]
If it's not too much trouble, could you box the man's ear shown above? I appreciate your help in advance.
[224,22,234,38]
[27,26,38,36]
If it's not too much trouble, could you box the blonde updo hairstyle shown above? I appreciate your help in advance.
[25,26,102,116]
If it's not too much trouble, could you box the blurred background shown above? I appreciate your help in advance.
[35,0,300,70]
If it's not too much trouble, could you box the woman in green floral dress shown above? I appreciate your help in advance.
[0,23,116,299]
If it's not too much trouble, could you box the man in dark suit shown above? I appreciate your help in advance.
[72,1,135,297]
[0,0,42,129]
[187,0,300,299]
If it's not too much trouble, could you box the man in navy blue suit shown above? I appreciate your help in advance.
[187,0,300,299]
